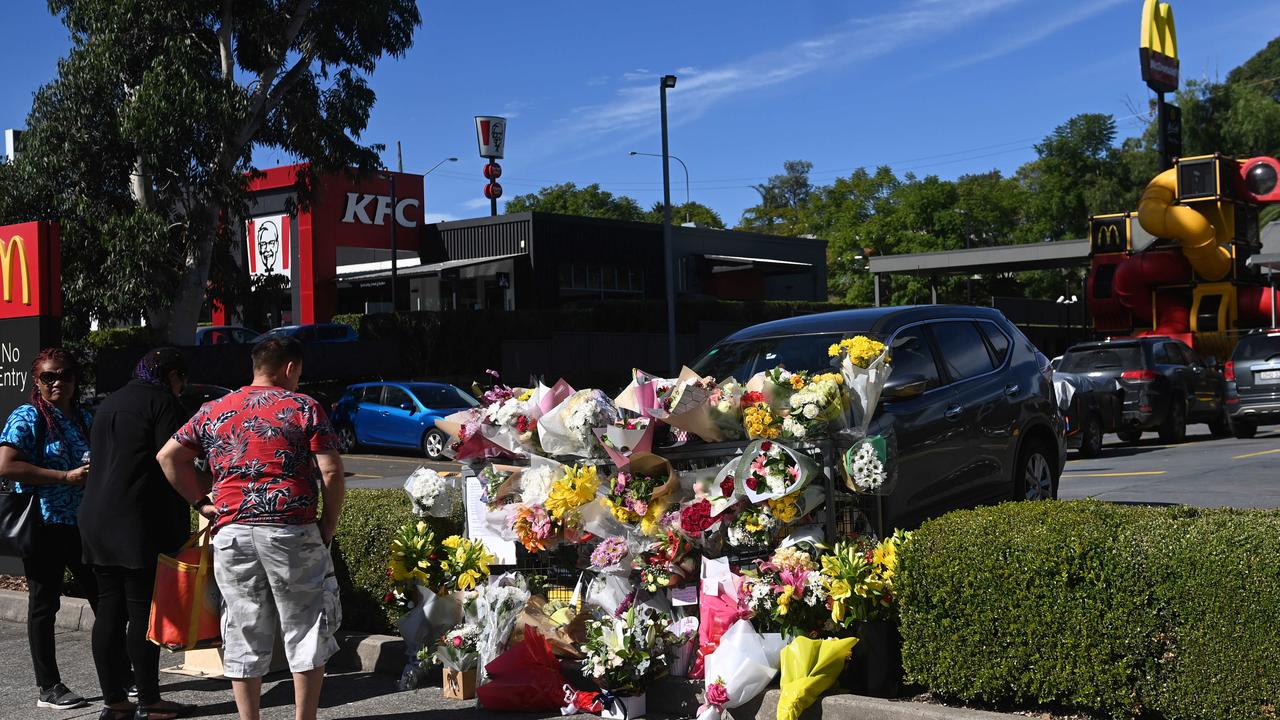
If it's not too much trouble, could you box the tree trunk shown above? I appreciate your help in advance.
[148,207,215,343]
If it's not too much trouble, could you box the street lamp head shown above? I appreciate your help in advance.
[661,74,677,89]
[628,151,639,156]
[447,157,458,162]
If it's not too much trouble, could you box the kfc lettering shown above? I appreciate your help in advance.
[341,193,421,228]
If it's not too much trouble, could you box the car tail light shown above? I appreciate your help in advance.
[1121,369,1160,381]
[1224,361,1235,382]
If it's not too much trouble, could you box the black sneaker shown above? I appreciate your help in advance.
[37,683,88,709]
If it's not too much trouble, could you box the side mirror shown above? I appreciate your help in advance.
[882,374,928,401]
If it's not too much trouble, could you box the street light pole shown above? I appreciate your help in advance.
[660,74,678,374]
[384,157,457,314]
[630,151,690,223]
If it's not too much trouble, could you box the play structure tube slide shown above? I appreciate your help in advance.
[1112,251,1190,323]
[1137,168,1233,282]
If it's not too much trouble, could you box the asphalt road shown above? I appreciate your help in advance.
[341,424,1280,509]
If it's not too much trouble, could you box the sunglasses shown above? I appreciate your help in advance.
[37,370,76,386]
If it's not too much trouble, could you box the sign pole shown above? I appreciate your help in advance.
[489,161,498,217]
[389,173,399,312]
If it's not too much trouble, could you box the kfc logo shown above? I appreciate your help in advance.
[341,194,420,227]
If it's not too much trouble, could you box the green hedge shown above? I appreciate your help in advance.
[331,488,462,634]
[898,501,1280,720]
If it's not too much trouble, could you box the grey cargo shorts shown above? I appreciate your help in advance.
[211,523,341,678]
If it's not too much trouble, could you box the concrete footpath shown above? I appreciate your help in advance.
[0,589,1025,720]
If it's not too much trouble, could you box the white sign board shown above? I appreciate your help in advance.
[245,214,291,279]
[474,116,507,159]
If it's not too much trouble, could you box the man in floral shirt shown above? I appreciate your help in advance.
[157,337,345,720]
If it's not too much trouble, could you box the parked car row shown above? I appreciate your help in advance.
[193,322,357,346]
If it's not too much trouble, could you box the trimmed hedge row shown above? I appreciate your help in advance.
[331,488,462,633]
[898,500,1280,720]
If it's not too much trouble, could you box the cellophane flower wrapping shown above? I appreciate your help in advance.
[404,467,461,518]
[830,336,891,433]
[698,619,789,720]
[842,430,898,495]
[586,573,635,616]
[396,585,463,652]
[466,575,531,684]
[639,530,699,592]
[538,389,619,457]
[766,485,825,527]
[581,606,681,695]
[726,503,781,550]
[739,544,830,639]
[776,636,859,720]
[481,395,543,457]
[603,453,681,537]
[475,626,570,711]
[738,439,821,504]
[693,560,745,679]
[432,622,482,671]
[647,370,746,443]
[780,372,848,442]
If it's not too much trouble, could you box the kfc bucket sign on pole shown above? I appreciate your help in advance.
[475,116,507,216]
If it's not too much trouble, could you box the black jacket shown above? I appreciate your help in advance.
[79,380,191,569]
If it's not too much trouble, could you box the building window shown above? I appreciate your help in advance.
[559,263,643,294]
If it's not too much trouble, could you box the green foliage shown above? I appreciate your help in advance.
[898,501,1280,720]
[644,201,725,229]
[504,182,646,221]
[331,488,462,633]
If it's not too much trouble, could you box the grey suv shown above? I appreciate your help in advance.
[1225,330,1280,438]
[691,305,1064,531]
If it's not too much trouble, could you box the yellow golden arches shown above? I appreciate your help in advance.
[0,235,31,305]
[1140,0,1178,60]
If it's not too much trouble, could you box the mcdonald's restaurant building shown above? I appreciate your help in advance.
[226,164,828,328]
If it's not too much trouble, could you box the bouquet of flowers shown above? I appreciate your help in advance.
[511,503,557,553]
[829,336,890,428]
[436,411,512,462]
[738,439,820,503]
[739,544,830,639]
[741,392,781,440]
[781,372,847,441]
[590,536,633,573]
[404,467,461,518]
[433,622,482,671]
[645,368,747,443]
[439,535,495,592]
[766,486,824,526]
[747,367,807,414]
[581,606,682,696]
[819,530,910,625]
[538,389,619,457]
[726,504,780,550]
[594,416,656,466]
[843,434,894,494]
[639,530,698,592]
[544,464,600,537]
[603,453,680,531]
[479,464,520,510]
[386,520,445,605]
[465,575,532,683]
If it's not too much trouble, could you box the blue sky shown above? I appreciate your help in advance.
[2,1,1278,226]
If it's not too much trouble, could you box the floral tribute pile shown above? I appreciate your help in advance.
[386,337,914,718]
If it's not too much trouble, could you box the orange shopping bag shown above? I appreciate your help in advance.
[148,527,221,651]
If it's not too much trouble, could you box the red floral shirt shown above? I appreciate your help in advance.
[174,386,338,530]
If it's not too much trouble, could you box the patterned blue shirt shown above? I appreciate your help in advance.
[0,403,93,525]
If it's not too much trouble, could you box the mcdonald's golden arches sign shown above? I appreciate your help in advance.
[0,222,61,320]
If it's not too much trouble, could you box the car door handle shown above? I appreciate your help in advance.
[944,405,964,421]
[380,411,389,416]
[1004,383,1019,397]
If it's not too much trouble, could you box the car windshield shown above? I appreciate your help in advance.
[413,385,480,409]
[691,332,844,380]
[1059,345,1144,372]
[1233,333,1280,362]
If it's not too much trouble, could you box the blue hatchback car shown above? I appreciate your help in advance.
[330,381,479,459]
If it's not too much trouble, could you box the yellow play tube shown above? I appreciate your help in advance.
[1137,168,1233,281]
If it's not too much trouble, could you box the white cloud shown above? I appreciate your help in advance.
[938,0,1128,72]
[530,0,1028,160]
[462,198,491,210]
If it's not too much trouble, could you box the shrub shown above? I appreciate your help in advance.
[898,500,1280,720]
[331,488,462,633]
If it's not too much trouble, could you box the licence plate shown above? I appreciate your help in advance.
[1257,370,1280,384]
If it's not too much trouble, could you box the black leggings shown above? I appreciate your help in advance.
[92,565,158,705]
[23,523,99,691]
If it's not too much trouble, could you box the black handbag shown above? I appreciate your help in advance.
[0,478,38,557]
[0,415,45,558]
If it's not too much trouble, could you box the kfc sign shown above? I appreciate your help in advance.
[474,116,507,159]
[341,193,420,228]
[245,214,291,279]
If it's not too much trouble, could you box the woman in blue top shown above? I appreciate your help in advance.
[0,347,97,711]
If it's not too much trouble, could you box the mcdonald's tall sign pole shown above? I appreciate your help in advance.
[1140,0,1180,170]
[0,222,62,422]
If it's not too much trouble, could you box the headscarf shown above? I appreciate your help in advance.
[133,347,188,387]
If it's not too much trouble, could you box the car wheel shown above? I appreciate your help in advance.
[336,424,358,454]
[422,428,449,460]
[1016,438,1057,501]
[1208,405,1231,438]
[1077,413,1104,457]
[1231,419,1257,439]
[1117,429,1143,443]
[1157,396,1187,443]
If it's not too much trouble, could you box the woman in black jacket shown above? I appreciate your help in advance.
[81,348,198,720]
